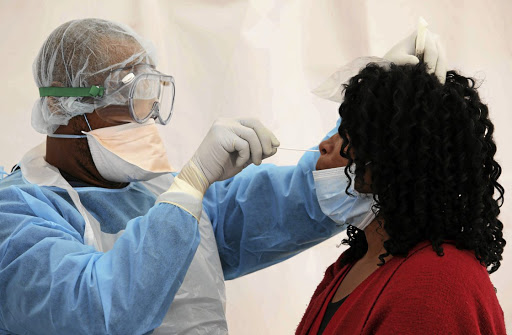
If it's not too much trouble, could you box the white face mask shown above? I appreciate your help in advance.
[47,117,173,183]
[312,166,376,230]
[83,119,173,182]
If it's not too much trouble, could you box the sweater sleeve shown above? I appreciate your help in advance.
[362,244,506,335]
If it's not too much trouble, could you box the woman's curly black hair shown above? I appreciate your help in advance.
[337,62,505,273]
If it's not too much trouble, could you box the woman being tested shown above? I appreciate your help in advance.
[299,62,506,334]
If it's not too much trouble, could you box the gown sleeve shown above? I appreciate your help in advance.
[0,185,200,335]
[203,120,343,279]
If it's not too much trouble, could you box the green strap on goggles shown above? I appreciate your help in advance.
[39,86,105,98]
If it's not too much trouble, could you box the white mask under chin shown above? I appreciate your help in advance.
[313,166,376,230]
[84,119,173,182]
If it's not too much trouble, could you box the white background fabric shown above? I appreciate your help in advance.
[0,0,510,333]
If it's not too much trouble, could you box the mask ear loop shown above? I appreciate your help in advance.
[47,114,93,139]
[83,114,93,131]
[79,114,96,136]
[48,114,94,139]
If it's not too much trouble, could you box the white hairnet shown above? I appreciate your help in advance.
[32,18,157,134]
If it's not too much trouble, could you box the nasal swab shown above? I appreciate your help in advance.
[278,147,319,152]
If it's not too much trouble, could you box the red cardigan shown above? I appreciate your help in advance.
[296,241,506,335]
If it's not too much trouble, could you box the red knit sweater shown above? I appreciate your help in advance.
[296,241,506,335]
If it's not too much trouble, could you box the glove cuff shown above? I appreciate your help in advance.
[156,160,210,221]
[157,177,205,224]
[157,177,203,221]
[177,159,210,195]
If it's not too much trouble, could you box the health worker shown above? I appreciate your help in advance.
[0,18,445,335]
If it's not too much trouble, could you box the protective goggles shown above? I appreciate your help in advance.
[39,64,175,125]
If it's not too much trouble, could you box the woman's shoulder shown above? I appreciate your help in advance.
[400,241,485,275]
[365,242,505,334]
[369,242,505,333]
[383,241,494,297]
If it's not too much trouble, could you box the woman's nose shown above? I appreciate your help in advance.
[319,138,334,155]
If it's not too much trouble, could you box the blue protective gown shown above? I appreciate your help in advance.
[0,126,341,334]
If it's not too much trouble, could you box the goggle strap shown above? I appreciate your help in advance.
[39,86,105,98]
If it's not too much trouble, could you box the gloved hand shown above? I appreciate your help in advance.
[177,118,280,195]
[158,118,280,221]
[383,30,447,84]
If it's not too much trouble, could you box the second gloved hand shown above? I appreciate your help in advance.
[383,30,447,84]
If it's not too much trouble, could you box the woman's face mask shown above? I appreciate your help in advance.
[313,134,375,230]
[313,166,376,230]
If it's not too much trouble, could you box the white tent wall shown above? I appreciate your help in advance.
[0,0,510,333]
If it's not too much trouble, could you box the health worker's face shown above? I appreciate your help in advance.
[315,134,349,170]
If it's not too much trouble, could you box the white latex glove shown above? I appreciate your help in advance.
[158,118,279,220]
[383,30,447,84]
[313,30,448,103]
[195,118,279,182]
[180,118,280,193]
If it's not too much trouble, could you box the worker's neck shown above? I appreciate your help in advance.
[45,135,127,189]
